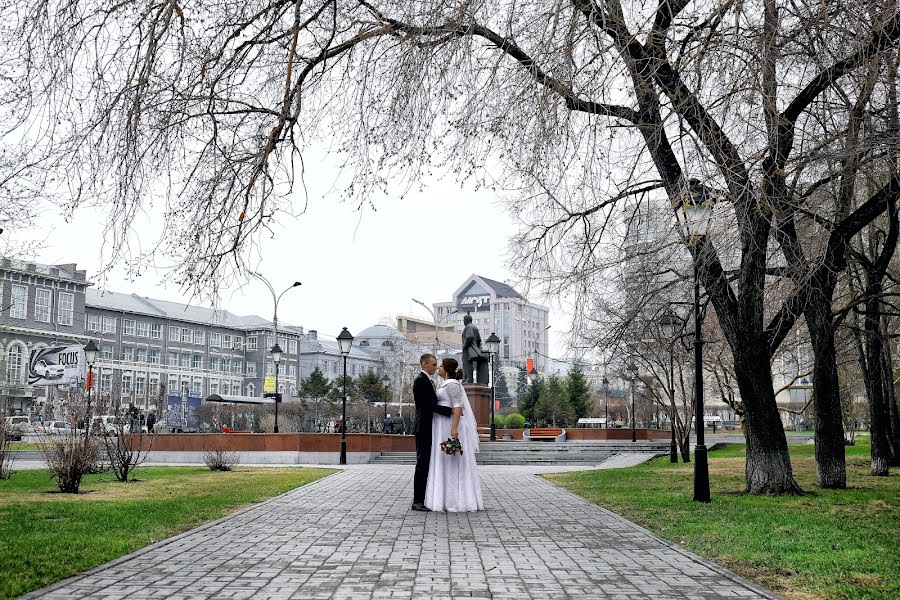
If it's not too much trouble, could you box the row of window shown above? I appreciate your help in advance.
[3,285,75,325]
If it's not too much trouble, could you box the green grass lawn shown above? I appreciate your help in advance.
[0,466,335,599]
[7,442,39,451]
[546,440,898,600]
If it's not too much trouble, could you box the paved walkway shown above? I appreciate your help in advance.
[21,465,780,600]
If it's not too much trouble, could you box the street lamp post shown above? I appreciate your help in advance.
[84,340,98,438]
[271,343,283,433]
[485,332,501,442]
[381,374,390,425]
[676,178,716,503]
[660,311,682,463]
[412,298,457,357]
[627,363,638,442]
[337,328,354,465]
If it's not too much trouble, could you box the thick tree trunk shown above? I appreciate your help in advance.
[805,298,847,488]
[735,346,803,494]
[865,288,892,476]
[882,324,900,466]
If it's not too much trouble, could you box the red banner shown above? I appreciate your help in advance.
[495,400,500,410]
[526,358,533,373]
[85,371,93,391]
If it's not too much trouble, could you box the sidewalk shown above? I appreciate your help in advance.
[20,465,781,600]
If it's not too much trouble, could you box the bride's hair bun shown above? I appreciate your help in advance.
[442,357,461,379]
[455,368,464,380]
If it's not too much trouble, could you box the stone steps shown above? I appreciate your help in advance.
[369,441,669,465]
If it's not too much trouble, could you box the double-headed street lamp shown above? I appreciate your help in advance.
[675,177,716,503]
[659,311,683,463]
[337,327,354,465]
[485,332,501,441]
[270,343,283,433]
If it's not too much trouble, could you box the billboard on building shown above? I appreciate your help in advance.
[457,281,491,312]
[28,345,86,386]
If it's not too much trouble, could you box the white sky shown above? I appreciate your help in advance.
[15,153,570,359]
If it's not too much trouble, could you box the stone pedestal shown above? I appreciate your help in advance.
[464,384,491,428]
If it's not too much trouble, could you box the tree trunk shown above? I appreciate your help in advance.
[805,298,847,488]
[882,322,900,466]
[735,347,803,494]
[865,286,892,476]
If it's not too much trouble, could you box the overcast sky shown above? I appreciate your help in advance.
[15,152,570,359]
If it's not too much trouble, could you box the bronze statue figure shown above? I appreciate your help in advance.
[461,314,490,385]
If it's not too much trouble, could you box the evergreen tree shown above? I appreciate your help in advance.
[301,366,331,402]
[357,370,388,404]
[566,367,592,420]
[535,375,574,427]
[326,375,357,403]
[515,367,529,400]
[518,376,544,426]
[495,373,511,408]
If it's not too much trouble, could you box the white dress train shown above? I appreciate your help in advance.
[424,378,484,512]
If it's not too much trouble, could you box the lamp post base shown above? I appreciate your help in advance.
[339,440,347,465]
[670,438,678,463]
[490,423,496,442]
[693,444,711,502]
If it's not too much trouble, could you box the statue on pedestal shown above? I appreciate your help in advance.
[461,314,490,385]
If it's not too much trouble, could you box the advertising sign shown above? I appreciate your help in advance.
[166,391,183,429]
[457,282,491,312]
[264,375,276,393]
[28,345,86,386]
[186,392,202,430]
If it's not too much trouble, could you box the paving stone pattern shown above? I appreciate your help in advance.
[21,465,780,600]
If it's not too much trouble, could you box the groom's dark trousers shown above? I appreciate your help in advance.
[412,372,454,504]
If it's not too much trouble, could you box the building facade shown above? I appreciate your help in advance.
[432,275,550,373]
[1,258,384,417]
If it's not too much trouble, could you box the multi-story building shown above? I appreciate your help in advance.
[1,258,383,416]
[432,275,550,373]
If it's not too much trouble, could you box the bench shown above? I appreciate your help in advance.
[526,427,565,441]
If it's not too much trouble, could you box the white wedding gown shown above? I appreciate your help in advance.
[424,378,484,512]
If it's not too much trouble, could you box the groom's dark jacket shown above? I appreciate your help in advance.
[412,372,453,435]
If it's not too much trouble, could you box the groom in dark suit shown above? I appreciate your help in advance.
[411,353,454,511]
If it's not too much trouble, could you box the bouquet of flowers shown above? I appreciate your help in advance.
[440,437,463,456]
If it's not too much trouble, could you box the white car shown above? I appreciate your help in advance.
[45,421,73,435]
[34,360,65,379]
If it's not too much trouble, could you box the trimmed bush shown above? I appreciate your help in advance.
[504,413,525,429]
[492,414,506,429]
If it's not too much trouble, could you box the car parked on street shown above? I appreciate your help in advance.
[44,421,74,435]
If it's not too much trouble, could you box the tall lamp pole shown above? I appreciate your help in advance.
[84,340,99,438]
[602,376,609,429]
[381,374,390,424]
[485,332,501,442]
[660,312,682,463]
[337,328,354,465]
[676,178,715,503]
[270,343,283,432]
[627,363,638,442]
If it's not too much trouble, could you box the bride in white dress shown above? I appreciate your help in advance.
[424,358,484,512]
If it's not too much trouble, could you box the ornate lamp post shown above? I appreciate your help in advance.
[337,327,354,465]
[627,362,638,442]
[676,178,716,503]
[270,343,283,433]
[485,332,501,441]
[602,376,609,429]
[659,311,682,463]
[83,340,98,437]
[381,374,390,424]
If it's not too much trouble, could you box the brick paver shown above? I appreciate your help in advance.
[20,465,781,600]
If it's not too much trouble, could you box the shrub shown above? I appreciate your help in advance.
[492,413,506,429]
[504,413,525,429]
[0,418,15,480]
[203,438,239,471]
[40,434,101,493]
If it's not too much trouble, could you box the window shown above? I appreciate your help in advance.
[135,376,146,396]
[247,336,258,350]
[181,327,192,343]
[222,358,231,373]
[10,285,26,319]
[169,326,180,342]
[87,314,101,331]
[168,374,178,390]
[279,336,288,349]
[35,289,51,322]
[123,319,136,336]
[101,344,114,360]
[102,316,117,334]
[288,365,296,378]
[193,329,205,345]
[233,384,241,395]
[168,351,178,366]
[265,362,274,376]
[209,332,221,347]
[289,340,298,354]
[247,383,255,397]
[137,321,149,337]
[6,344,24,383]
[121,375,133,394]
[179,354,190,368]
[266,335,274,349]
[234,336,243,349]
[100,373,112,392]
[209,356,220,371]
[148,349,160,364]
[232,360,242,374]
[223,334,232,348]
[150,375,160,394]
[150,323,161,340]
[192,354,202,369]
[135,348,147,363]
[247,362,257,377]
[57,292,74,326]
[209,381,219,395]
[121,346,134,362]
